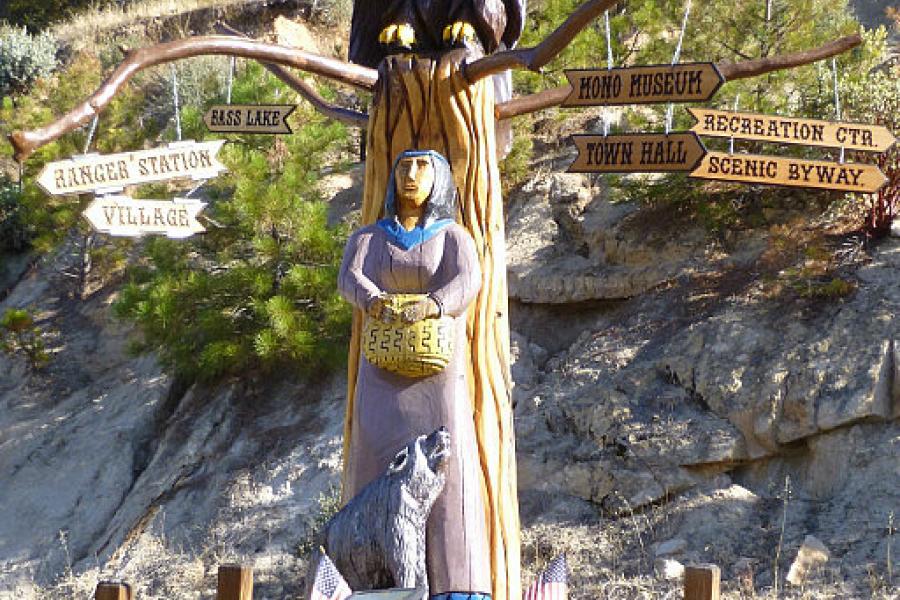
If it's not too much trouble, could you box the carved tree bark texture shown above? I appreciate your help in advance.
[343,50,520,600]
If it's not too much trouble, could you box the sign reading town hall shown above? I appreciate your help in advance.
[36,140,226,196]
[563,63,724,107]
[568,132,706,173]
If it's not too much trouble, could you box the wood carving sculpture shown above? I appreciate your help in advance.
[339,150,490,598]
[322,427,451,591]
[5,3,867,599]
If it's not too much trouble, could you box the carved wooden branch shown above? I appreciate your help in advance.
[9,36,378,161]
[464,0,620,84]
[215,22,369,128]
[496,33,863,120]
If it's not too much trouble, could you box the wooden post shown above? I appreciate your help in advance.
[94,582,132,600]
[684,564,721,600]
[217,564,253,600]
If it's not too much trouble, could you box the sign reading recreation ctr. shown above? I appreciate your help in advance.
[82,195,206,238]
[689,108,897,153]
[203,104,297,134]
[36,140,226,196]
[568,132,706,173]
[563,63,724,107]
[691,151,887,193]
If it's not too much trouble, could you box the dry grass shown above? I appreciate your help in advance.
[52,0,255,46]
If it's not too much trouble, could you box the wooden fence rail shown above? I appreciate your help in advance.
[93,565,254,600]
[94,561,723,600]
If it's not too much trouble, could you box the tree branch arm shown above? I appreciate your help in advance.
[9,36,377,161]
[215,22,368,128]
[496,34,863,120]
[464,0,620,84]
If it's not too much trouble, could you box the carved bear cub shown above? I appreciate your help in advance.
[323,427,450,592]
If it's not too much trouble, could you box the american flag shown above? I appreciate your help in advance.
[309,551,353,600]
[523,554,568,600]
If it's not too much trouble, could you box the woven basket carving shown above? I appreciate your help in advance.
[363,294,454,378]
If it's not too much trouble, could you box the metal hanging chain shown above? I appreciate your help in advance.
[603,9,614,136]
[171,64,182,142]
[83,115,99,154]
[729,94,740,154]
[832,57,844,163]
[226,56,236,105]
[665,0,693,135]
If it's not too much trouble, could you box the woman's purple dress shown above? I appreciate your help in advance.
[338,221,491,595]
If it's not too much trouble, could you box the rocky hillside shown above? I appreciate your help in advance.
[2,147,898,598]
[1,2,899,600]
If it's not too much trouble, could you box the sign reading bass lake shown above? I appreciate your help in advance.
[83,195,206,238]
[36,140,226,196]
[203,104,297,134]
[568,132,706,173]
[689,108,897,152]
[563,63,724,107]
[691,151,887,193]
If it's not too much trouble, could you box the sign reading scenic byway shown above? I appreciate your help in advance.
[689,108,897,152]
[568,132,707,173]
[36,140,226,196]
[691,151,887,193]
[203,104,297,134]
[563,63,724,107]
[82,195,206,238]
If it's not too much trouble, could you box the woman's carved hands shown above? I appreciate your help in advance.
[367,296,396,323]
[400,297,440,324]
[369,294,440,324]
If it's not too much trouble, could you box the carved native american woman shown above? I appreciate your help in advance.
[339,150,490,598]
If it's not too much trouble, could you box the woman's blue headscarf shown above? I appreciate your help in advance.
[377,149,458,250]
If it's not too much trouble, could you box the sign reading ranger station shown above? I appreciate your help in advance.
[36,140,226,196]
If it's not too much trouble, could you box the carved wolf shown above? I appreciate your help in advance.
[317,427,450,593]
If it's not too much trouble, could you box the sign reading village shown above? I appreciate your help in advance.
[203,104,297,134]
[568,133,706,173]
[83,195,206,238]
[691,151,887,193]
[563,63,724,107]
[689,108,897,152]
[36,140,226,196]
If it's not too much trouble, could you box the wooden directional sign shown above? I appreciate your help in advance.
[36,140,226,196]
[203,104,297,134]
[563,63,724,107]
[568,132,706,173]
[689,108,897,153]
[83,195,206,238]
[691,151,887,193]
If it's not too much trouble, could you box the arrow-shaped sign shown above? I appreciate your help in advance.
[37,140,226,196]
[83,195,206,238]
[563,63,725,107]
[203,104,297,134]
[689,108,897,153]
[568,132,707,173]
[690,151,887,193]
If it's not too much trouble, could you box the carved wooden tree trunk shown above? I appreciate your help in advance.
[343,50,520,600]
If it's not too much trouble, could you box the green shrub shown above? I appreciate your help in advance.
[114,64,353,382]
[0,24,58,96]
[1,307,49,370]
[0,179,29,251]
